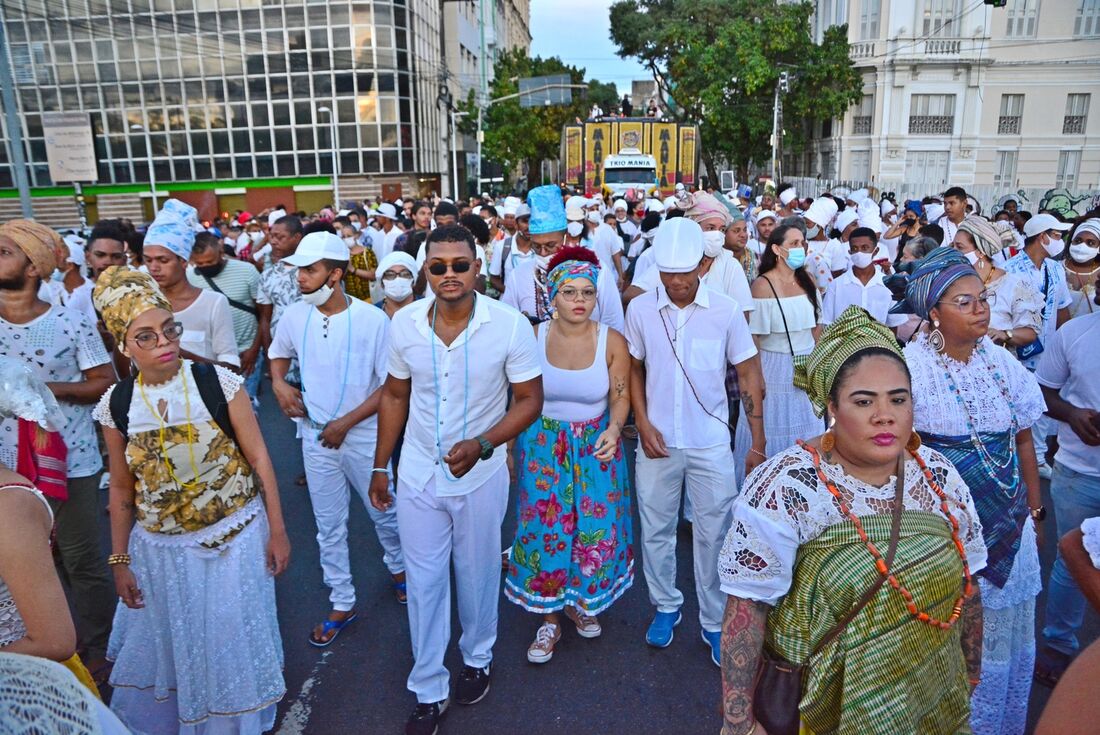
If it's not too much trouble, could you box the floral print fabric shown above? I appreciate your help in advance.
[505,413,633,615]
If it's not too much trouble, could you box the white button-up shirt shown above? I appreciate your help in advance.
[625,282,757,450]
[821,267,907,328]
[387,295,542,496]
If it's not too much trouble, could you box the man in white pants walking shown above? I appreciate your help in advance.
[625,217,767,668]
[370,223,543,735]
[269,231,405,647]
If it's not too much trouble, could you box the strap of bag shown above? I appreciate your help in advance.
[761,275,796,356]
[200,272,259,317]
[810,451,908,657]
[108,376,137,438]
[107,364,236,444]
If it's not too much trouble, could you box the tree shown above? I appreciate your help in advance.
[609,0,863,182]
[457,49,589,190]
[587,79,621,114]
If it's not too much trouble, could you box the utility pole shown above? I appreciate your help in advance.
[770,71,789,184]
[474,0,487,197]
[0,5,34,218]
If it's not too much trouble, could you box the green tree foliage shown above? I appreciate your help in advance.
[458,49,597,189]
[587,79,622,114]
[609,0,863,181]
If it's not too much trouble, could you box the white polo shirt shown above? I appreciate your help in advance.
[821,267,907,328]
[1035,312,1100,476]
[625,282,758,449]
[387,295,541,496]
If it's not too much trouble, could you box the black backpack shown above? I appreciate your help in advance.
[109,362,237,443]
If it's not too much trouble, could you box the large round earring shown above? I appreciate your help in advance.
[551,309,559,320]
[821,429,836,453]
[928,319,945,353]
[906,432,922,452]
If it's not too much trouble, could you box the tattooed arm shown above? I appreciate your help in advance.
[734,353,767,475]
[960,584,983,689]
[721,594,770,735]
[595,328,631,462]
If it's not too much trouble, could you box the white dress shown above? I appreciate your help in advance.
[905,334,1046,735]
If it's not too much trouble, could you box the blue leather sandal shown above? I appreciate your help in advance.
[308,612,358,647]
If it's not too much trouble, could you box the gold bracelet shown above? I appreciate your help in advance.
[107,553,132,566]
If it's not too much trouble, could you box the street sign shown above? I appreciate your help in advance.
[41,112,98,183]
[519,74,572,108]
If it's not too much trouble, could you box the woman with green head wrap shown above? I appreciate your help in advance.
[717,306,986,735]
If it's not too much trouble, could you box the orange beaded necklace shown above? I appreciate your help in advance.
[799,440,974,630]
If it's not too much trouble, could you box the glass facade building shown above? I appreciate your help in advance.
[0,0,445,191]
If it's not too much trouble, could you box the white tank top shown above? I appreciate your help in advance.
[538,322,610,423]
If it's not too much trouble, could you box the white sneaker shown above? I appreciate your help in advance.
[527,622,561,664]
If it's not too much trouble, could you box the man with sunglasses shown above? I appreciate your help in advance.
[369,224,543,735]
[502,186,624,331]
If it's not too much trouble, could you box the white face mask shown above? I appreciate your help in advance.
[535,253,552,271]
[250,231,264,244]
[566,221,584,237]
[850,251,873,269]
[352,222,362,231]
[301,282,334,307]
[382,275,414,301]
[1043,235,1065,258]
[1069,242,1100,263]
[343,236,357,247]
[586,211,601,224]
[963,250,980,266]
[702,231,726,258]
[615,212,627,222]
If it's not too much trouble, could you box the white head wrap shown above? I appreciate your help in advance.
[834,208,859,234]
[778,188,798,206]
[375,250,418,292]
[145,199,200,260]
[653,217,704,273]
[803,197,838,228]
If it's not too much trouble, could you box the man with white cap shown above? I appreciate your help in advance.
[613,199,638,243]
[269,230,406,646]
[801,195,847,291]
[371,202,403,261]
[624,217,766,667]
[499,196,521,237]
[489,203,532,294]
[1005,212,1075,478]
[41,234,96,323]
[748,209,777,256]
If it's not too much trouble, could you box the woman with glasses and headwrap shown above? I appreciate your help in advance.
[718,306,985,735]
[948,215,1042,351]
[895,248,1045,735]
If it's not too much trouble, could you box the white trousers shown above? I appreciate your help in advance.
[397,464,509,704]
[635,444,737,632]
[301,431,404,612]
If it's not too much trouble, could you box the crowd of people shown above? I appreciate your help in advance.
[0,178,1098,735]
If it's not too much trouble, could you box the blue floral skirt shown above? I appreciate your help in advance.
[505,412,634,615]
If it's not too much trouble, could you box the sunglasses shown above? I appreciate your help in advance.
[427,260,472,276]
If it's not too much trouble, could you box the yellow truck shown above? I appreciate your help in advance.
[560,118,700,199]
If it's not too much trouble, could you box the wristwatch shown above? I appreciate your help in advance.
[1030,505,1046,523]
[1004,329,1014,346]
[476,435,494,461]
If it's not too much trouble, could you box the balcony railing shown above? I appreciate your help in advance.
[908,115,953,134]
[852,116,872,135]
[924,39,962,55]
[850,41,876,59]
[1063,115,1086,134]
[998,116,1020,134]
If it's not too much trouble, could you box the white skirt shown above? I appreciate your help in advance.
[733,349,823,487]
[108,500,285,735]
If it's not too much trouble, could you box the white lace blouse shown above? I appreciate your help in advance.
[718,444,987,605]
[987,271,1043,334]
[92,360,243,433]
[905,334,1045,436]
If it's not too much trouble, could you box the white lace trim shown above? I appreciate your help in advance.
[93,361,243,431]
[718,444,987,605]
[905,334,1046,437]
[129,497,261,549]
[1082,517,1100,569]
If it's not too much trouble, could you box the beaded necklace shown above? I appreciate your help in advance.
[800,441,972,630]
[137,364,202,490]
[934,338,1020,496]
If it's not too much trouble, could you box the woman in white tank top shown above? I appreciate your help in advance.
[504,248,635,665]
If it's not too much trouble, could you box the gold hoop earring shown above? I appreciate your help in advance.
[907,432,922,452]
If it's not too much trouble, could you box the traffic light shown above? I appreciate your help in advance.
[778,71,790,94]
[984,0,1007,7]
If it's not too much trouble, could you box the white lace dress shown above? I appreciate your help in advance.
[905,334,1046,735]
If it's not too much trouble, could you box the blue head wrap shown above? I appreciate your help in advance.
[547,259,600,303]
[145,199,199,260]
[889,246,978,320]
[527,185,567,235]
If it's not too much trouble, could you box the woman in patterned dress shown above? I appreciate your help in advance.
[92,267,290,734]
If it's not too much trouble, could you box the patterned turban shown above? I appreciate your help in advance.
[957,214,1007,258]
[92,266,172,345]
[0,220,59,279]
[547,247,600,302]
[793,306,905,417]
[145,198,200,260]
[678,191,732,228]
[889,246,978,320]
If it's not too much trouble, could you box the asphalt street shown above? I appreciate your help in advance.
[98,381,1098,734]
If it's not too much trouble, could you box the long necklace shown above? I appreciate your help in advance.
[431,296,474,482]
[299,297,352,435]
[935,340,1021,496]
[801,441,972,630]
[137,364,202,490]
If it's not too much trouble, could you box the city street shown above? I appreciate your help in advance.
[225,384,1095,735]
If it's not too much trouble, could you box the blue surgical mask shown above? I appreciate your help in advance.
[50,268,65,282]
[784,247,807,270]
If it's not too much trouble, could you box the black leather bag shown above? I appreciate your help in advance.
[752,453,907,735]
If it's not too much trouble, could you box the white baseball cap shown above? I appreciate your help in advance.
[374,202,399,220]
[654,217,704,273]
[1023,213,1072,239]
[283,232,350,267]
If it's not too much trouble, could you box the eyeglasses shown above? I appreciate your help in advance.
[556,287,597,302]
[427,260,472,276]
[130,322,184,350]
[530,240,562,256]
[381,270,413,281]
[937,290,995,314]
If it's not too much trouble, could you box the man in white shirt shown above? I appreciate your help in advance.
[613,199,638,244]
[488,204,532,294]
[369,224,543,734]
[269,231,405,646]
[821,227,908,329]
[41,235,96,323]
[584,209,625,283]
[373,202,403,261]
[625,217,766,667]
[802,196,847,291]
[1036,311,1100,676]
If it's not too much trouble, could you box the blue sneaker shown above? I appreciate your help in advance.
[701,629,721,667]
[645,609,682,648]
